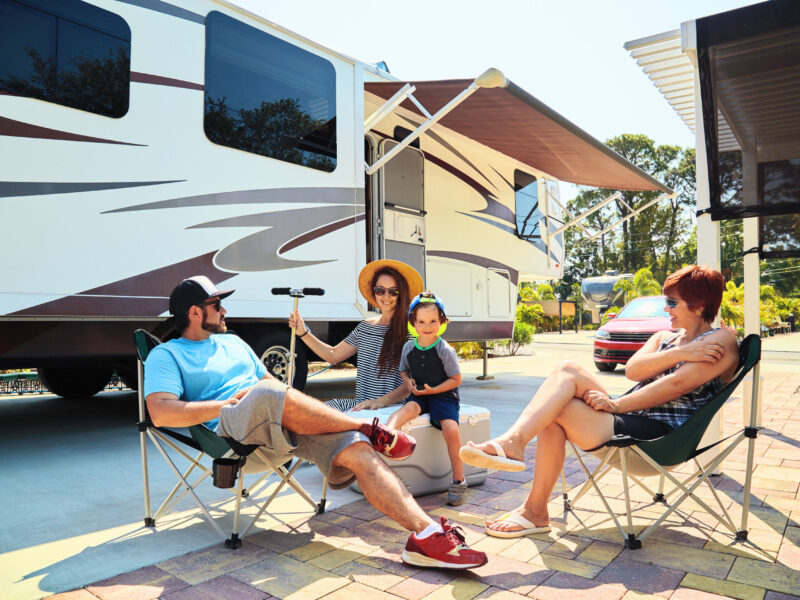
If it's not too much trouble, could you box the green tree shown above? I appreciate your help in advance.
[563,134,695,282]
[612,267,662,303]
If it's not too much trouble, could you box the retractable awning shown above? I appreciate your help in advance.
[364,79,672,194]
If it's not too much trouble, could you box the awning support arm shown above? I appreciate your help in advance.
[365,68,508,176]
[366,82,480,175]
[588,192,676,241]
[547,192,597,238]
[550,192,622,238]
[364,83,416,132]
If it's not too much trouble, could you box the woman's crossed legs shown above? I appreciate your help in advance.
[463,361,615,534]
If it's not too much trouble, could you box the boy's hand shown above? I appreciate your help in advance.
[411,383,434,396]
[405,378,417,393]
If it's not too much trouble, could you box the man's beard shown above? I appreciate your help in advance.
[201,309,226,334]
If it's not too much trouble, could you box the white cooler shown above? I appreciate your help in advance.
[348,404,490,496]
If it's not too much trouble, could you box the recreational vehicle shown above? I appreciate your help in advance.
[581,270,634,323]
[0,0,670,397]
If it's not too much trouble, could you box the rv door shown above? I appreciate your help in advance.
[378,139,426,284]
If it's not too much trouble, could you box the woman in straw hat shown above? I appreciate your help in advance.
[289,259,424,412]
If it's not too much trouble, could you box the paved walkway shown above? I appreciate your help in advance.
[49,371,800,600]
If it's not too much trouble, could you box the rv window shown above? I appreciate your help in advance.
[514,170,541,241]
[0,0,130,118]
[204,11,337,172]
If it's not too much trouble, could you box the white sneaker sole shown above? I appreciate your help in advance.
[401,549,485,569]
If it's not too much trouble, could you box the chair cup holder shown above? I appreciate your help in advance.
[212,457,245,488]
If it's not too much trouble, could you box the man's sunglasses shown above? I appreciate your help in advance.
[665,298,679,309]
[201,299,222,312]
[373,286,401,297]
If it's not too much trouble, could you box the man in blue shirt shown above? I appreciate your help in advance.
[144,276,487,570]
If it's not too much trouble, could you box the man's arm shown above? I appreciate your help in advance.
[146,392,239,427]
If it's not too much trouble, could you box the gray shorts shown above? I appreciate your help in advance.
[216,379,368,488]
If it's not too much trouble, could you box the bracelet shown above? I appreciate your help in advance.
[297,329,309,339]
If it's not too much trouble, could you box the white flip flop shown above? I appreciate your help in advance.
[459,441,526,472]
[486,512,551,538]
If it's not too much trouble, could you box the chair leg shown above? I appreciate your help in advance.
[619,450,640,549]
[140,428,155,527]
[318,474,328,513]
[137,361,155,527]
[226,466,246,549]
[149,432,227,539]
[570,447,630,542]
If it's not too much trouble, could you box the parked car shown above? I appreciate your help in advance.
[592,295,672,372]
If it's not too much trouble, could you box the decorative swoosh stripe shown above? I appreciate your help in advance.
[281,213,366,253]
[115,0,205,24]
[104,187,359,214]
[456,211,516,235]
[456,211,561,263]
[131,72,203,91]
[190,205,358,272]
[398,114,498,193]
[427,250,519,286]
[11,252,230,317]
[0,116,145,146]
[0,180,184,198]
[372,129,515,226]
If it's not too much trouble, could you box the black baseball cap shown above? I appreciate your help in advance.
[169,276,234,315]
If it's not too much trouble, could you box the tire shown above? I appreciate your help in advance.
[249,329,308,390]
[38,365,114,398]
[594,361,617,372]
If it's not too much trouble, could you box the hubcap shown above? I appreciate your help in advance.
[260,345,291,383]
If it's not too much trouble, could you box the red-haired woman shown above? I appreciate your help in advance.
[460,265,739,538]
[290,260,423,412]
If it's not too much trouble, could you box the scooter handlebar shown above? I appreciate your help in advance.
[302,288,325,296]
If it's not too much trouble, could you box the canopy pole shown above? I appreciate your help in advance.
[693,53,723,474]
[739,145,761,538]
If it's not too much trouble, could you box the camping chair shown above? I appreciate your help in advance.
[563,334,761,549]
[135,329,327,548]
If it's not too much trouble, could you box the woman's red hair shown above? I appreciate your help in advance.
[662,265,724,323]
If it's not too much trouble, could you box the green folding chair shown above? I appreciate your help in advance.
[564,334,761,548]
[135,329,327,548]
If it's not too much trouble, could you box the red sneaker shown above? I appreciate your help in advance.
[360,417,416,460]
[401,517,488,569]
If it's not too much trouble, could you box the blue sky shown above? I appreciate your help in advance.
[237,0,756,152]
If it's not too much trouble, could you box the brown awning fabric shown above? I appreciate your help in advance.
[365,79,672,193]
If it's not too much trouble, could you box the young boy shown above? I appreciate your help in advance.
[386,292,467,506]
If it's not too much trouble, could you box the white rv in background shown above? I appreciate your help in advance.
[0,0,667,397]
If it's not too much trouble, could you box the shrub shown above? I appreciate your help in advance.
[497,322,534,356]
[451,341,484,360]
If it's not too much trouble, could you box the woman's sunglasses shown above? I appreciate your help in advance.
[201,299,222,312]
[665,298,679,309]
[373,286,401,297]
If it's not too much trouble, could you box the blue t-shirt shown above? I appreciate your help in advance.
[144,334,267,429]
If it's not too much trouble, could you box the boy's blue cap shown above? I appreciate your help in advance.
[409,292,446,318]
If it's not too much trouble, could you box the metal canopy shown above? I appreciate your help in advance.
[696,0,800,222]
[365,79,672,194]
[624,30,739,152]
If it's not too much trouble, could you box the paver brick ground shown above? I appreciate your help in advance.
[56,372,800,599]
